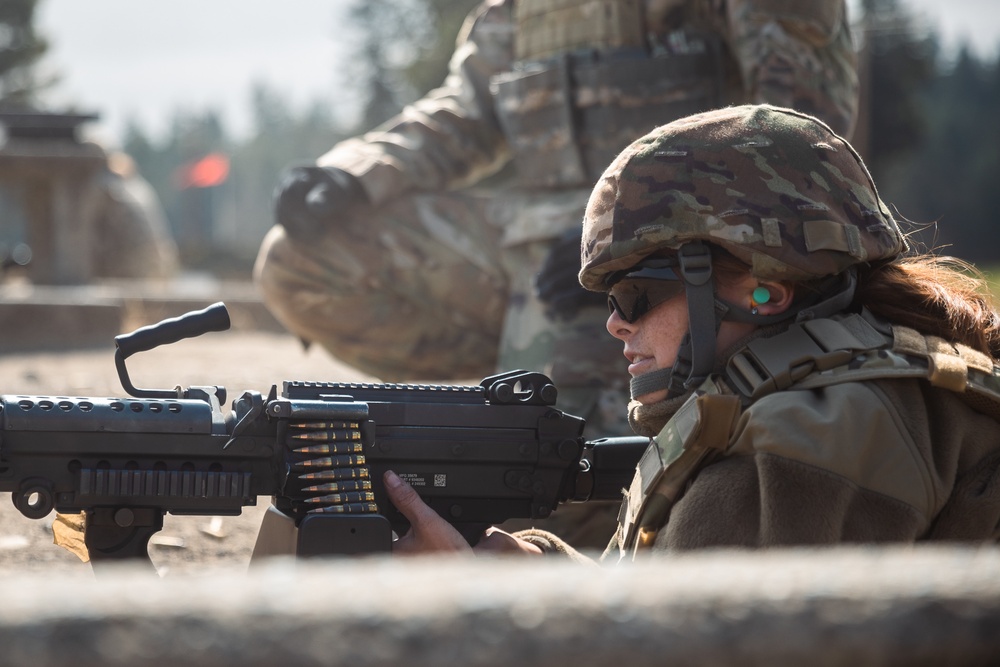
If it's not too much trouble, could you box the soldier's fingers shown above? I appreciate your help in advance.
[383,470,434,524]
[384,470,471,554]
[475,527,543,555]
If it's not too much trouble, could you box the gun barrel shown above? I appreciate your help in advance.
[0,392,280,520]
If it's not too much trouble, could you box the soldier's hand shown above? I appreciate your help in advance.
[535,228,607,321]
[384,470,473,555]
[475,527,543,555]
[383,471,542,556]
[273,165,369,241]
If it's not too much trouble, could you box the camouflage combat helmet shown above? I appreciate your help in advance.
[579,104,906,291]
[580,105,908,402]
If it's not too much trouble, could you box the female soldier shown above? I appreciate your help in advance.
[384,104,1000,558]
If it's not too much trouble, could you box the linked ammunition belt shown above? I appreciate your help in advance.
[284,419,378,517]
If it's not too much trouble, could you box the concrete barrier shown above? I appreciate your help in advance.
[0,281,282,353]
[0,546,997,666]
[0,297,122,351]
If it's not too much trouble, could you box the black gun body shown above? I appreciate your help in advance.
[0,394,281,521]
[276,381,588,541]
[0,303,648,564]
[0,381,645,561]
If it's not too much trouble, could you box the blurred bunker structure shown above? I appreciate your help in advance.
[0,111,105,284]
[0,110,177,285]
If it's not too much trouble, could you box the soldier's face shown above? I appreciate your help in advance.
[606,275,756,404]
[607,290,689,404]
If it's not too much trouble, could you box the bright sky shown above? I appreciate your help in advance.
[34,0,1000,148]
[35,0,354,146]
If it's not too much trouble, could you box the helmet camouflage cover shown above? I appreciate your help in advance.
[579,104,907,291]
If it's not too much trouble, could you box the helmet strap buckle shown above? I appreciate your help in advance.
[678,242,717,388]
[677,242,712,286]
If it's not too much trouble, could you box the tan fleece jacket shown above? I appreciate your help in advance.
[653,377,1000,551]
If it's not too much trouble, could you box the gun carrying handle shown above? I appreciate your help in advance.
[114,302,231,398]
[115,302,231,359]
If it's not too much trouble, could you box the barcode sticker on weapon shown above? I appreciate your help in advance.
[434,474,446,487]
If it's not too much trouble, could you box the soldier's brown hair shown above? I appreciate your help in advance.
[712,242,1000,358]
[856,255,1000,359]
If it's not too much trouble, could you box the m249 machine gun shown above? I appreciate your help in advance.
[0,303,647,566]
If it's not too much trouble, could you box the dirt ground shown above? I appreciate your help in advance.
[0,326,378,577]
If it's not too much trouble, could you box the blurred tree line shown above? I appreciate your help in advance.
[2,0,999,274]
[858,0,1000,263]
[0,0,51,108]
[120,0,481,275]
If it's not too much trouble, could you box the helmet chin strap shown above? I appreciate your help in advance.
[628,246,859,401]
[629,241,716,401]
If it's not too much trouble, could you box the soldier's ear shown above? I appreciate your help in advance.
[751,281,794,316]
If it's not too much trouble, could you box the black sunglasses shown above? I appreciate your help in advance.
[606,262,686,323]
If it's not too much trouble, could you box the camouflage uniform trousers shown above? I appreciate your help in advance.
[254,187,629,550]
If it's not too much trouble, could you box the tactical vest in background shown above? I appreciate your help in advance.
[491,0,727,189]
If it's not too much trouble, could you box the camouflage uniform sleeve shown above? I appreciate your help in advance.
[316,0,515,207]
[725,0,859,137]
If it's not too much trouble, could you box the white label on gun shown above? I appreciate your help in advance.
[398,473,428,487]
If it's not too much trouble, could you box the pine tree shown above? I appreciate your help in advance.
[0,0,52,108]
[887,48,1000,262]
[858,0,937,177]
[345,0,480,130]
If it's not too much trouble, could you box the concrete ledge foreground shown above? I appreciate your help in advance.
[1,546,998,667]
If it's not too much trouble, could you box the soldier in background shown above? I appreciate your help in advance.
[91,150,179,280]
[253,0,859,549]
[0,112,179,284]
